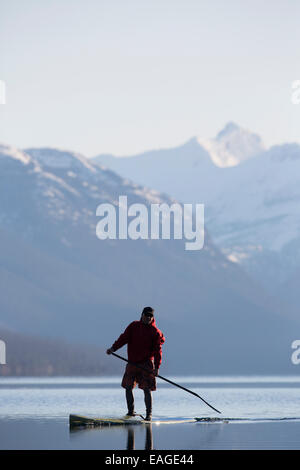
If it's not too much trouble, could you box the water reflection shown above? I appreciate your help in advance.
[127,425,153,450]
[70,423,153,450]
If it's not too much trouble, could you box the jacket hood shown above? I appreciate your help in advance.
[140,315,165,344]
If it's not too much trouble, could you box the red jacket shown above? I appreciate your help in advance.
[112,319,165,369]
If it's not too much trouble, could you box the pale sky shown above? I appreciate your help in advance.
[0,0,300,157]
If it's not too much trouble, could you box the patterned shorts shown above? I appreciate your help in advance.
[121,359,156,391]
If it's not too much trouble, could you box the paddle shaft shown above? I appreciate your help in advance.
[110,351,221,414]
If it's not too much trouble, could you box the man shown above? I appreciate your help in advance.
[106,306,165,421]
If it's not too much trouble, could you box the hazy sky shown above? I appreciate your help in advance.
[1,0,299,157]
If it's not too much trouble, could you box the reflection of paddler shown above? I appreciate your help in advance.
[107,307,165,421]
[145,423,153,450]
[126,424,153,451]
[127,426,134,451]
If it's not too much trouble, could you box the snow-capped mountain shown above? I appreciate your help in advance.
[205,142,300,289]
[0,142,296,374]
[197,121,265,167]
[25,147,96,173]
[0,143,31,165]
[93,124,300,300]
[92,122,265,202]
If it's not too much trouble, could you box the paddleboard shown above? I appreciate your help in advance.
[69,414,197,427]
[195,417,229,423]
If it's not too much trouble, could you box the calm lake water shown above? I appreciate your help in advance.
[1,375,300,449]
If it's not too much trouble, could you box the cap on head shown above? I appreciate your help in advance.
[142,306,154,317]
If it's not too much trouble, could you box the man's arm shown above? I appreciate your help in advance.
[106,323,132,355]
[153,329,165,371]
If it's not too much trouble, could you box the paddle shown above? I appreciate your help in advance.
[110,351,221,414]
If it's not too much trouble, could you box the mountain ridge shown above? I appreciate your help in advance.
[92,124,300,302]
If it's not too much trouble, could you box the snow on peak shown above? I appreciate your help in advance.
[197,122,265,168]
[25,147,96,172]
[0,144,31,165]
[216,121,240,139]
